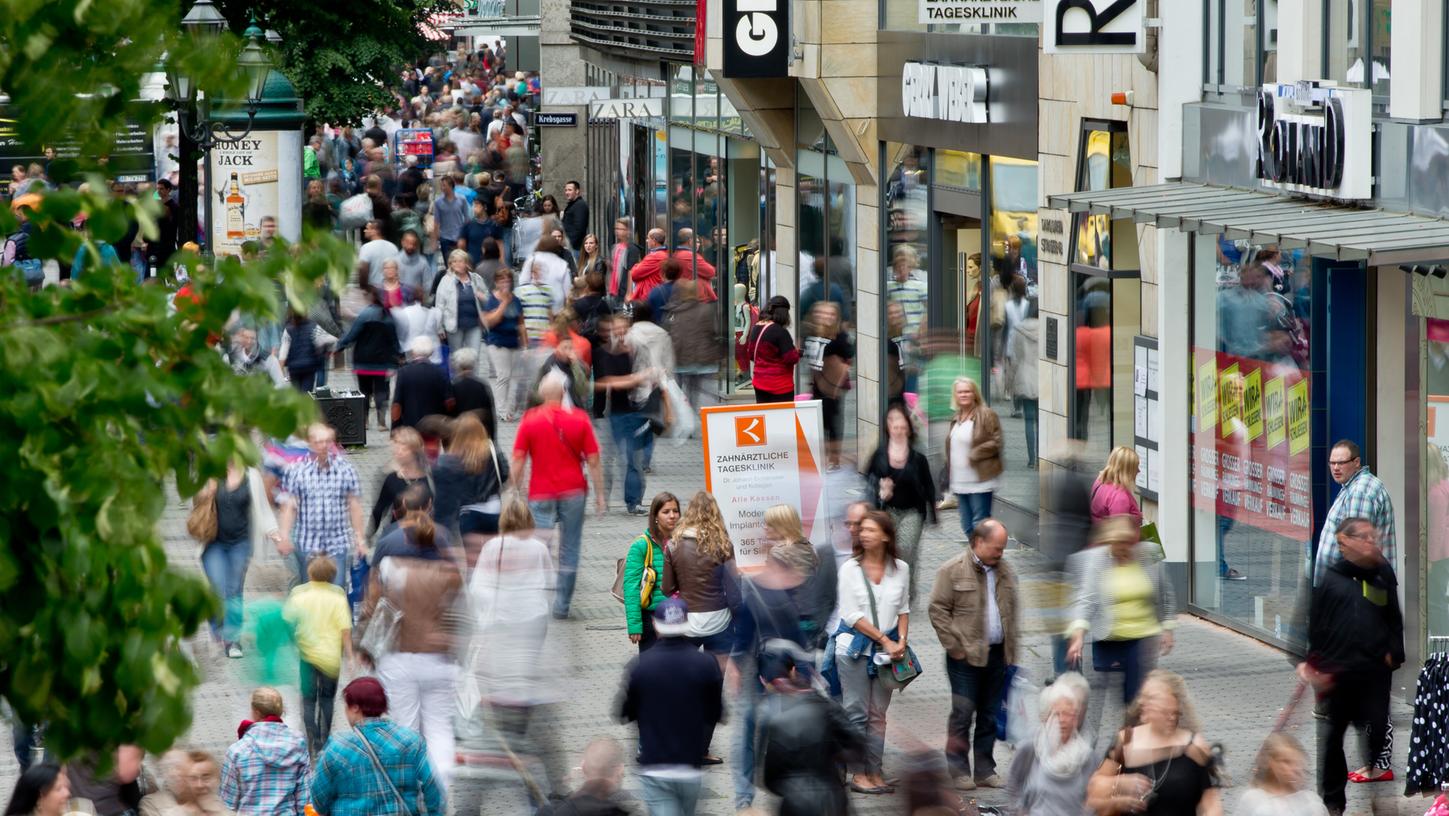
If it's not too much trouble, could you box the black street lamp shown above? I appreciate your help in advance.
[164,0,272,256]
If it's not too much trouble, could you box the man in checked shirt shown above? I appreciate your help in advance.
[277,423,368,594]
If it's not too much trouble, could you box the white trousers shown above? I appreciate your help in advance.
[378,652,459,789]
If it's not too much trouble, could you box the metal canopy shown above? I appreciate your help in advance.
[1047,182,1449,265]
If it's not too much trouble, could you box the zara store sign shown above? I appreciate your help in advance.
[901,62,990,124]
[1254,81,1371,201]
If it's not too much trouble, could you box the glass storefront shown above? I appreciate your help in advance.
[1425,316,1449,648]
[1188,235,1314,641]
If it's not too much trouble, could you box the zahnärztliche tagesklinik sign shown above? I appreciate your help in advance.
[919,0,1040,24]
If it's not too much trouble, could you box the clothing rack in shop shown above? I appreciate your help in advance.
[1419,637,1449,792]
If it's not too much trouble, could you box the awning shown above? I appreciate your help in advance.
[1046,182,1449,266]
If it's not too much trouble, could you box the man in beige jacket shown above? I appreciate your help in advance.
[928,518,1018,791]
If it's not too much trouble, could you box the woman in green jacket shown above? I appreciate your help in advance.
[624,492,681,652]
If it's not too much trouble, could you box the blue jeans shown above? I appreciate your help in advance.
[201,537,252,642]
[530,493,587,617]
[732,674,762,808]
[638,773,702,816]
[945,645,1007,780]
[289,549,350,593]
[641,429,656,470]
[1021,398,1039,467]
[1093,638,1148,705]
[607,412,649,509]
[956,492,994,538]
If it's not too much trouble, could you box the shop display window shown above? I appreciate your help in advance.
[1188,235,1314,642]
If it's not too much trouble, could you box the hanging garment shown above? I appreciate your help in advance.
[1406,653,1449,796]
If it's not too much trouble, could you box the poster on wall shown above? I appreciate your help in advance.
[702,401,826,572]
[1191,347,1313,540]
[207,130,302,258]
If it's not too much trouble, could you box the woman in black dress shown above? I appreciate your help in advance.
[1087,670,1222,816]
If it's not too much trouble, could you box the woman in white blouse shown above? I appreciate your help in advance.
[834,509,911,795]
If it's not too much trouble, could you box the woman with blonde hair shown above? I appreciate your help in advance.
[1087,670,1221,816]
[1091,445,1142,526]
[943,376,1003,538]
[432,413,509,568]
[664,492,737,658]
[1239,733,1327,816]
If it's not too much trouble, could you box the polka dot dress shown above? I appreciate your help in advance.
[1406,654,1449,795]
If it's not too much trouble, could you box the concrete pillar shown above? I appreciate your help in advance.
[1276,0,1324,85]
[1390,0,1444,121]
[538,0,587,198]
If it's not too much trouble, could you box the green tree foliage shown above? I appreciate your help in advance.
[217,0,455,125]
[0,0,352,760]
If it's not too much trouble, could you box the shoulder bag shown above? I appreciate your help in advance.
[612,533,657,605]
[358,561,404,660]
[354,726,413,813]
[861,564,922,690]
[186,486,218,544]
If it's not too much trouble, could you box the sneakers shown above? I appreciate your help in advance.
[225,643,244,659]
[977,774,1004,789]
[627,506,648,516]
[937,495,958,511]
[1223,568,1248,581]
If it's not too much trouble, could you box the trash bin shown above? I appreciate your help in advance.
[312,388,367,447]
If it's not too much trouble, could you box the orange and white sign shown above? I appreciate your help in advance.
[702,400,826,572]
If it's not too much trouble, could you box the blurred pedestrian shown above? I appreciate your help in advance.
[309,678,445,816]
[1066,516,1177,739]
[448,347,497,441]
[281,555,354,758]
[801,301,853,469]
[593,313,654,514]
[1086,670,1221,816]
[332,287,403,431]
[511,371,607,618]
[623,302,672,473]
[368,427,431,539]
[617,599,725,816]
[432,413,509,566]
[1090,446,1142,526]
[944,377,1002,538]
[623,493,681,652]
[193,458,279,659]
[1240,734,1329,816]
[745,296,800,404]
[2,762,70,816]
[141,749,232,816]
[1295,516,1404,816]
[929,517,1017,790]
[1005,673,1093,815]
[521,233,571,311]
[536,738,636,816]
[219,688,309,815]
[756,640,863,816]
[436,249,488,364]
[864,403,936,603]
[279,311,333,393]
[665,279,721,413]
[834,509,910,795]
[391,336,451,431]
[1004,292,1040,468]
[360,485,466,788]
[482,268,525,420]
[277,423,367,591]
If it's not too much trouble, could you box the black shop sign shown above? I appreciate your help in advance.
[723,0,789,78]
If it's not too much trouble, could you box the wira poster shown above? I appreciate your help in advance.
[208,130,302,257]
[702,400,826,572]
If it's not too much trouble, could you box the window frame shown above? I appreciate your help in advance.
[1323,0,1390,106]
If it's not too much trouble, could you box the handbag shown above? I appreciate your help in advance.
[186,488,218,543]
[358,586,404,661]
[612,533,657,605]
[354,726,412,812]
[639,387,669,436]
[860,564,922,690]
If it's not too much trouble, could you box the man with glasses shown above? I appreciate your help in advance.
[1314,439,1396,587]
[1295,516,1404,816]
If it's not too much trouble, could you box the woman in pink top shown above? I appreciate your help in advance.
[1090,446,1142,526]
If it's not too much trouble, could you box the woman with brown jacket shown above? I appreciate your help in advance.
[944,376,1004,538]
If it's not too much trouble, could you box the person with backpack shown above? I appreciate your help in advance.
[278,311,336,393]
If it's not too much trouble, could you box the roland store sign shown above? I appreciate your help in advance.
[901,62,990,124]
[1254,81,1371,202]
[918,0,1040,23]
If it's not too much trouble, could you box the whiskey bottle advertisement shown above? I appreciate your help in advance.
[208,131,286,258]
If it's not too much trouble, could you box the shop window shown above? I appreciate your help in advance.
[1188,235,1313,641]
[1427,317,1449,648]
[935,150,981,191]
[989,157,1041,505]
[884,144,930,406]
[1325,0,1390,98]
[1068,122,1138,467]
[1204,0,1263,90]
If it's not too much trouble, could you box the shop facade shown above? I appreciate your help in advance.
[877,30,1042,536]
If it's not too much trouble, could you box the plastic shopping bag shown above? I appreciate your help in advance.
[996,665,1040,743]
[661,377,696,443]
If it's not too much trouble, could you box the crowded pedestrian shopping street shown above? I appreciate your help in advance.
[6,1,1449,815]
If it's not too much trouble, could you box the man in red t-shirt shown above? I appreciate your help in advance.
[511,371,605,618]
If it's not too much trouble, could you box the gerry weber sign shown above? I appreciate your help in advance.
[901,62,990,124]
[919,0,1040,24]
[723,0,789,78]
[1042,0,1144,54]
[1254,81,1371,201]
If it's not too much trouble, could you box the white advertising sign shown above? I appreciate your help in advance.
[702,401,827,572]
[207,130,302,258]
[901,62,990,124]
[1042,0,1144,54]
[589,97,665,119]
[541,86,612,107]
[919,0,1041,24]
[1254,81,1371,202]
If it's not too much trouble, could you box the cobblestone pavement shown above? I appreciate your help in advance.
[0,372,1425,815]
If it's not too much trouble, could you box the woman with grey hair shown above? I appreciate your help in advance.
[1006,673,1094,816]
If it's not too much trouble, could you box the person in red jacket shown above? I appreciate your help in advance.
[627,228,669,302]
[745,296,800,404]
[670,228,718,303]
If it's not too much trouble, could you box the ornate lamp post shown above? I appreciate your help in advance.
[164,0,272,255]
